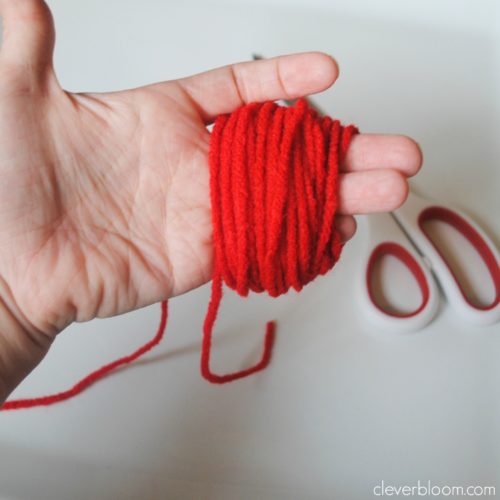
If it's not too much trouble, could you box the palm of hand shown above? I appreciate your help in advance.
[0,80,216,334]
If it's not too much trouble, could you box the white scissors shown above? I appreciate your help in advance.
[360,191,500,333]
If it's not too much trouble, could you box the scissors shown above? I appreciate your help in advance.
[360,192,500,333]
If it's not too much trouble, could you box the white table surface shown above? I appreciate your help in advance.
[1,1,499,499]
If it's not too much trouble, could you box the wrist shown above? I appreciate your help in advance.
[0,281,53,404]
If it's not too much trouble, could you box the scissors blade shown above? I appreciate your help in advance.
[389,211,426,259]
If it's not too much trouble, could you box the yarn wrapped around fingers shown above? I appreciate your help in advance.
[1,98,358,410]
[203,98,358,382]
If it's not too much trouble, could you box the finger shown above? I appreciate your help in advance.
[341,134,423,176]
[335,214,357,243]
[337,169,409,215]
[0,0,55,77]
[175,52,339,123]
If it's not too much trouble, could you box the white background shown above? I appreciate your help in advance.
[0,0,499,498]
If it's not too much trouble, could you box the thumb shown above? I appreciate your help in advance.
[0,0,55,80]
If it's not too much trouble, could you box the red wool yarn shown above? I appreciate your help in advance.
[1,98,357,410]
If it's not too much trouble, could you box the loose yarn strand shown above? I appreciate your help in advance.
[201,275,276,384]
[1,301,168,410]
[1,99,358,409]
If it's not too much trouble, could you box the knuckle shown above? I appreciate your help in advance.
[228,64,247,105]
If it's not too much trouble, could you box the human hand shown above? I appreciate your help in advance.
[0,0,421,400]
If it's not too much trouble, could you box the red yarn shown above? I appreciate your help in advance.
[1,98,357,409]
[202,98,357,382]
[1,301,168,410]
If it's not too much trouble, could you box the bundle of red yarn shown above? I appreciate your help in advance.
[1,98,357,410]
